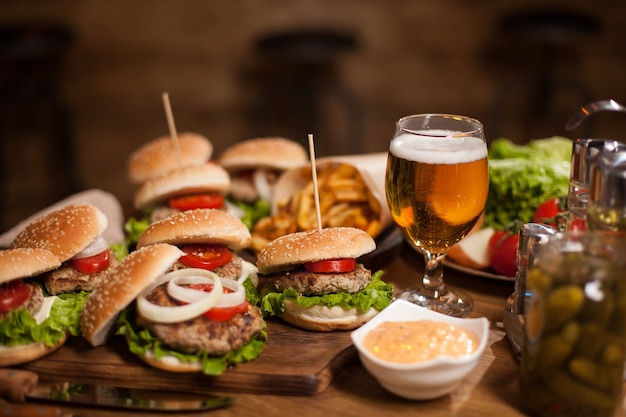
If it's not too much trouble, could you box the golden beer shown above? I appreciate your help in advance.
[386,133,488,254]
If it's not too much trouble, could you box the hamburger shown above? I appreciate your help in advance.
[127,132,214,184]
[136,208,259,286]
[132,163,231,224]
[218,137,308,228]
[10,204,119,295]
[258,227,393,331]
[80,243,266,375]
[0,247,88,366]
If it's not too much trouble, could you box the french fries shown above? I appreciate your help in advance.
[250,162,382,252]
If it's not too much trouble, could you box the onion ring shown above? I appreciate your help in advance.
[136,268,223,323]
[168,275,245,308]
[253,169,273,203]
[72,236,108,259]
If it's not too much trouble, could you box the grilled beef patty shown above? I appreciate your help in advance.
[269,263,371,296]
[136,283,264,356]
[39,249,119,295]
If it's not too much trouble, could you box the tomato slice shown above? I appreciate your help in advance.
[180,245,233,270]
[0,280,31,313]
[304,258,356,273]
[69,250,110,274]
[168,193,224,211]
[189,283,249,321]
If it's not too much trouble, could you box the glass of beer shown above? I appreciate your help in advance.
[385,114,488,317]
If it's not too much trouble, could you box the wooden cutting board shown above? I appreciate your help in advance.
[17,317,358,396]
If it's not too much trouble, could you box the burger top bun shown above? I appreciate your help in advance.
[137,208,251,251]
[257,227,376,275]
[10,204,109,263]
[81,243,183,347]
[218,137,308,171]
[128,132,213,184]
[0,248,61,284]
[133,163,231,210]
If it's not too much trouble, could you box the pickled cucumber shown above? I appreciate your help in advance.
[544,370,616,413]
[543,285,585,333]
[568,357,621,392]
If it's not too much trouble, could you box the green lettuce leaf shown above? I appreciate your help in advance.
[0,291,89,347]
[116,307,267,376]
[227,198,271,230]
[260,270,393,317]
[485,137,572,230]
[124,216,151,250]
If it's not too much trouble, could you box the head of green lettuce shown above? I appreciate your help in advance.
[484,136,572,230]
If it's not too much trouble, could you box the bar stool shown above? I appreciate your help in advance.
[489,9,602,142]
[0,22,79,229]
[250,29,361,155]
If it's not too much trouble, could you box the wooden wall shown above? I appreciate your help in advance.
[1,0,625,229]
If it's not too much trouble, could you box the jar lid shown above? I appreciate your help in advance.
[570,138,626,186]
[589,151,626,207]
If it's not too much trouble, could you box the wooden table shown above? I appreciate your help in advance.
[5,242,626,417]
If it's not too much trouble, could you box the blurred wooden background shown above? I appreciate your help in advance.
[1,0,625,231]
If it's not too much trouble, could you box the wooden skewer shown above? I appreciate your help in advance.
[161,92,183,166]
[308,133,322,231]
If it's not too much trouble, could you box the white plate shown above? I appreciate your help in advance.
[445,259,514,282]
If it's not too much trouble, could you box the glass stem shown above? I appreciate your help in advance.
[421,252,447,299]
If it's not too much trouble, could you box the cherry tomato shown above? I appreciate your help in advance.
[0,280,31,313]
[168,193,224,211]
[304,258,356,273]
[533,197,567,228]
[488,231,519,277]
[189,283,248,321]
[69,250,110,274]
[180,245,232,270]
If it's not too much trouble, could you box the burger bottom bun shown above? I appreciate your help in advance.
[0,335,66,367]
[281,300,379,331]
[136,348,203,373]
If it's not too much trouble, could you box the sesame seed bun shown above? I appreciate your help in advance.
[0,247,66,366]
[80,243,184,347]
[128,132,214,184]
[133,164,231,210]
[0,248,61,284]
[218,137,308,171]
[136,209,251,251]
[10,204,108,263]
[280,302,379,332]
[256,227,376,275]
[0,336,67,367]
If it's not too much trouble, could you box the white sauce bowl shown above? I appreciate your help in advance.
[351,299,489,400]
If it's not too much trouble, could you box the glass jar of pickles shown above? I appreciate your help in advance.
[521,232,626,417]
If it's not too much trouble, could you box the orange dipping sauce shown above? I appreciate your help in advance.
[363,320,479,363]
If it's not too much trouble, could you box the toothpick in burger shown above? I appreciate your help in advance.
[0,248,88,366]
[81,243,267,375]
[10,203,119,296]
[258,227,393,331]
[136,208,259,287]
[218,137,308,228]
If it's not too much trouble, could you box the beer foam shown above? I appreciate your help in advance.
[390,133,487,164]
